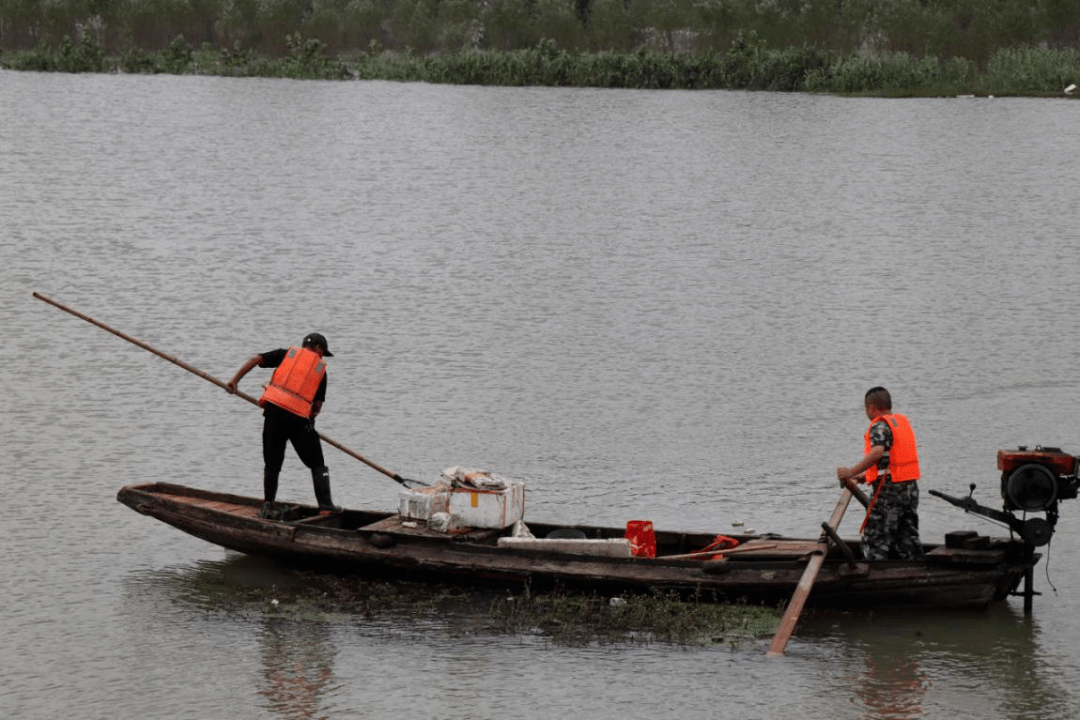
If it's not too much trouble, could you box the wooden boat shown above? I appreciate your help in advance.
[116,481,1044,610]
[36,295,1070,612]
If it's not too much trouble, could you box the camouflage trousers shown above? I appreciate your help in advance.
[863,480,921,561]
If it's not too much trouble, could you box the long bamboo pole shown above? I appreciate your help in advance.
[33,292,425,488]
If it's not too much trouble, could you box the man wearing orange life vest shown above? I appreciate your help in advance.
[836,387,922,561]
[227,333,341,518]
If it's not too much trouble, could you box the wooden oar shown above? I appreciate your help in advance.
[840,478,871,509]
[766,486,854,657]
[33,292,427,488]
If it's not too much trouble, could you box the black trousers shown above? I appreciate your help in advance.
[262,409,325,501]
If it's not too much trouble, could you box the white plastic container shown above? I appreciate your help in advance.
[398,470,526,530]
[398,485,450,520]
[446,481,525,529]
[496,537,632,557]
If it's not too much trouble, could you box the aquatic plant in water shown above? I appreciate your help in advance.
[163,565,779,646]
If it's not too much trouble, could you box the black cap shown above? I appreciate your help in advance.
[302,332,334,356]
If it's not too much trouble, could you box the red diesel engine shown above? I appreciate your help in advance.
[997,446,1080,512]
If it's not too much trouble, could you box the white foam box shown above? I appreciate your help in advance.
[446,481,526,529]
[398,485,450,520]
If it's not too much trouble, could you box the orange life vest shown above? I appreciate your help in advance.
[258,347,326,418]
[864,413,920,484]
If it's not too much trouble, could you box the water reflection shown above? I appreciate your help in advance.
[124,555,342,719]
[986,614,1072,720]
[258,619,338,720]
[851,653,930,720]
[809,603,1073,720]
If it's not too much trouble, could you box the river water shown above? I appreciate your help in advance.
[2,69,1079,719]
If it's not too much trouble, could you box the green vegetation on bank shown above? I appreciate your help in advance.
[2,0,1079,94]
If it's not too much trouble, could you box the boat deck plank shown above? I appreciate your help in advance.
[925,545,1007,565]
[359,514,503,542]
[158,491,257,517]
[721,539,822,559]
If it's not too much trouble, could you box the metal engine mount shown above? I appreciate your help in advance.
[930,445,1079,547]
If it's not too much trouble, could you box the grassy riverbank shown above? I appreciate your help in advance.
[2,0,1079,95]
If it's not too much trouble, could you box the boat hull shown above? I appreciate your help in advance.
[117,483,1034,610]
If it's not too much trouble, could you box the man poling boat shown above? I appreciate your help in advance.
[32,292,428,491]
[227,335,341,516]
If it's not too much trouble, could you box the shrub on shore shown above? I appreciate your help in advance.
[1,0,1078,94]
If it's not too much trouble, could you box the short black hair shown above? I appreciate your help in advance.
[864,386,892,411]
